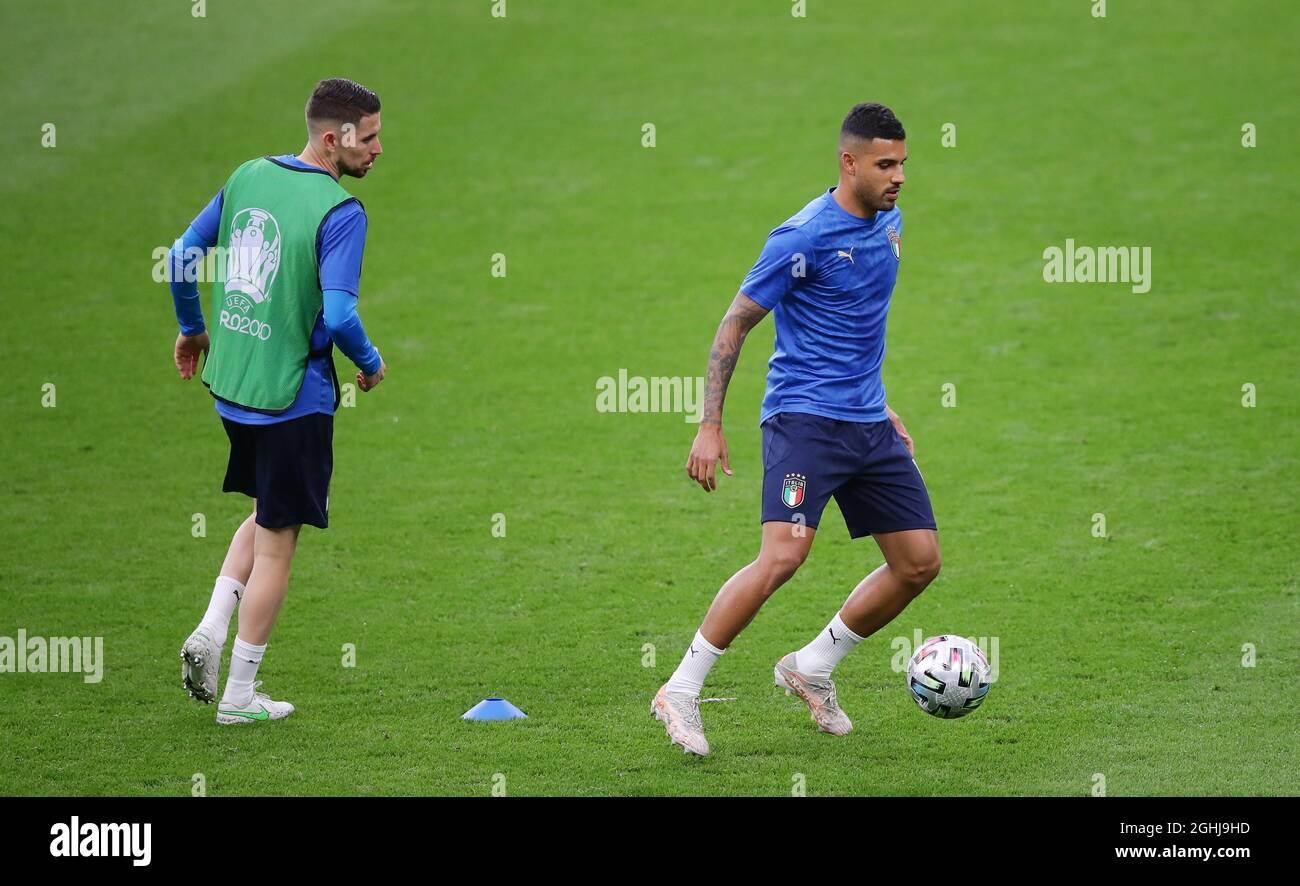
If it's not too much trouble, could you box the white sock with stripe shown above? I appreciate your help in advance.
[664,630,725,696]
[794,613,863,680]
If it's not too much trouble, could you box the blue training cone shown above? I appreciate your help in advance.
[462,697,527,721]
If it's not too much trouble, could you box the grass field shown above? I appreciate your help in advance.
[2,0,1297,796]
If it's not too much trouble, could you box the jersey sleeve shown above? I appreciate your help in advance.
[167,189,223,335]
[317,201,367,296]
[317,202,379,373]
[323,288,382,375]
[739,226,816,310]
[189,189,223,244]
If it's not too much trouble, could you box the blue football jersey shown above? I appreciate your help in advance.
[740,188,902,425]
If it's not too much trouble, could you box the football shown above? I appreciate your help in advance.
[906,635,991,719]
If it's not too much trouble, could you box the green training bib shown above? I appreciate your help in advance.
[202,157,355,412]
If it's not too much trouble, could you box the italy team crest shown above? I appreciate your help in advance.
[781,473,806,508]
[886,225,901,260]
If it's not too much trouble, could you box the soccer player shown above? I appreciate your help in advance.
[652,103,938,756]
[168,78,387,725]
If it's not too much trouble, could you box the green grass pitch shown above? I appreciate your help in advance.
[1,0,1296,796]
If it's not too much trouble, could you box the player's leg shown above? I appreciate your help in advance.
[695,411,840,653]
[235,523,300,645]
[182,419,261,703]
[699,520,816,649]
[776,529,938,736]
[653,412,837,755]
[667,521,815,700]
[216,413,331,724]
[200,509,256,640]
[653,522,815,755]
[839,528,940,639]
[181,509,254,703]
[218,524,302,723]
[835,417,940,640]
[220,509,257,585]
[777,417,938,734]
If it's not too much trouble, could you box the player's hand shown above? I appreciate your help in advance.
[357,358,386,392]
[886,406,914,456]
[686,423,732,492]
[173,331,209,380]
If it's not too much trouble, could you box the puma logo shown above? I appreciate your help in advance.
[836,247,854,264]
[828,628,840,645]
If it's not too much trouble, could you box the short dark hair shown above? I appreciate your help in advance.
[305,78,381,127]
[840,102,906,143]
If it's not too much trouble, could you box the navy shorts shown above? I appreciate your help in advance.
[221,413,333,530]
[761,411,937,538]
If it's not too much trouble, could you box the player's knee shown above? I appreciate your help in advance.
[758,547,808,590]
[898,553,941,593]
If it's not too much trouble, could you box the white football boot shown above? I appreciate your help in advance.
[180,627,222,704]
[651,684,710,757]
[774,652,853,736]
[216,681,295,725]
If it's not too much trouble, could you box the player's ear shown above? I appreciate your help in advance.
[320,128,338,152]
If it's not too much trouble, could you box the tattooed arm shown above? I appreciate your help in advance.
[685,292,770,492]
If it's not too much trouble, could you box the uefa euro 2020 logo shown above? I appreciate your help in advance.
[225,208,281,307]
[218,208,281,342]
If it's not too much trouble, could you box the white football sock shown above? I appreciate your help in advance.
[197,576,244,647]
[222,636,266,706]
[665,630,725,696]
[794,613,864,680]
